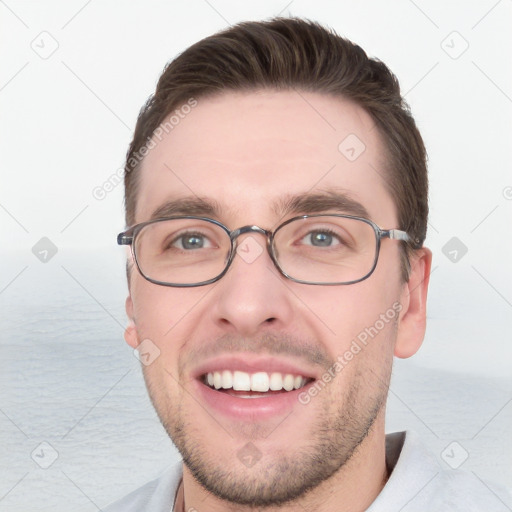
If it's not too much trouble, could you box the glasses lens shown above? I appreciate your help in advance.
[134,219,231,285]
[273,216,377,284]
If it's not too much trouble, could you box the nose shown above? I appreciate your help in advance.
[210,232,294,337]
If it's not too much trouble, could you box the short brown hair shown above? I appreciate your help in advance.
[123,17,428,281]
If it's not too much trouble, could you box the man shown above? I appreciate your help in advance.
[106,17,507,511]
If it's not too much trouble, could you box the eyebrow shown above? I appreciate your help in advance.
[149,190,370,223]
[149,197,221,220]
[273,190,370,219]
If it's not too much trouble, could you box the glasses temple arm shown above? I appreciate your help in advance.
[384,229,411,242]
[117,233,133,245]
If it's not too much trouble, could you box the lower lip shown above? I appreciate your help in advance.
[193,379,313,421]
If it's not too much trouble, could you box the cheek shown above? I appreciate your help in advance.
[130,280,214,372]
[133,288,186,398]
[326,301,397,401]
[131,281,185,347]
[304,276,401,360]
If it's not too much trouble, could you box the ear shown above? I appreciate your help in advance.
[124,295,139,349]
[394,247,432,358]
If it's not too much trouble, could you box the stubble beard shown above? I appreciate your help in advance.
[146,362,392,508]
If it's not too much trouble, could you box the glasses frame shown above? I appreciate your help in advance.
[117,214,412,287]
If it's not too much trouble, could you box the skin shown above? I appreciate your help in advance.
[123,90,432,512]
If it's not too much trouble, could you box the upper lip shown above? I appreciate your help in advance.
[191,355,319,381]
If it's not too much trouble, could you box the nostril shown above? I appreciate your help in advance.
[265,317,277,323]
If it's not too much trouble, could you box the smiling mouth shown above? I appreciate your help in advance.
[201,370,314,398]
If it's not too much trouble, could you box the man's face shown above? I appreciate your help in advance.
[125,91,417,505]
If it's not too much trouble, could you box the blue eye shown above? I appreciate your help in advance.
[173,233,211,250]
[308,231,334,247]
[302,230,341,247]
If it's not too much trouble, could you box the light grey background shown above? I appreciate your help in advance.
[1,1,511,510]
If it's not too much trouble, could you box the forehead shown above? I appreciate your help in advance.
[136,90,397,226]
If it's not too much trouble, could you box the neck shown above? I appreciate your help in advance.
[180,418,389,512]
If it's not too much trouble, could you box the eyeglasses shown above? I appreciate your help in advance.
[117,215,412,287]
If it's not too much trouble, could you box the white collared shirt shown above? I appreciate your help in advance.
[104,431,511,511]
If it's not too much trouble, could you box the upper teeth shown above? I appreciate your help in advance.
[205,371,308,392]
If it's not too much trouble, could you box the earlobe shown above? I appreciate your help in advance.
[394,247,433,359]
[124,295,139,349]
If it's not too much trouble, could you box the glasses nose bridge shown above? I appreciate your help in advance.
[230,225,272,245]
